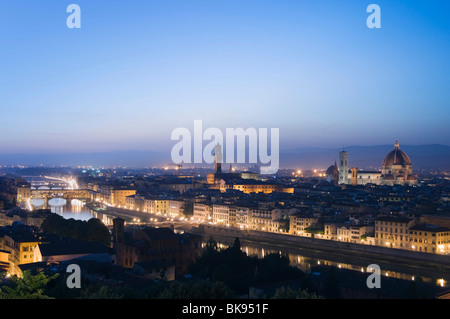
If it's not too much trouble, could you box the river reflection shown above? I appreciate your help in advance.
[204,240,449,288]
[48,199,115,226]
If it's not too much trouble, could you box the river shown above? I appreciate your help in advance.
[204,236,449,290]
[26,172,449,291]
[39,199,450,289]
[30,198,115,226]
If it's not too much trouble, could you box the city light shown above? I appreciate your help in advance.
[0,1,447,302]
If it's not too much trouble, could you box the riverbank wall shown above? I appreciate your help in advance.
[188,224,450,270]
[85,202,150,222]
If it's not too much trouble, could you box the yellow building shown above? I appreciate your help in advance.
[168,200,185,218]
[110,189,137,207]
[1,232,41,277]
[249,208,281,233]
[337,224,351,242]
[143,198,154,213]
[232,183,294,194]
[375,216,415,249]
[0,249,11,274]
[409,224,450,254]
[324,223,338,239]
[139,198,171,215]
[193,203,213,221]
[212,204,231,226]
[207,169,294,194]
[235,207,250,229]
[289,213,319,236]
[17,186,31,203]
[154,199,169,215]
[125,195,136,210]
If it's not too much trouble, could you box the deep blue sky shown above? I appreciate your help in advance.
[0,1,449,155]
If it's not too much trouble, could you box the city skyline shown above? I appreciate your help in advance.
[1,1,449,157]
[1,1,450,304]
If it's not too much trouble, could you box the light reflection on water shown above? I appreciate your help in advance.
[48,199,114,225]
[203,241,449,288]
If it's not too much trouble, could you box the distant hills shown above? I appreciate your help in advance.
[0,144,449,170]
[0,150,168,168]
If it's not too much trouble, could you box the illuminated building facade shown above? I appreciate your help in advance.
[0,224,42,277]
[409,224,450,254]
[333,140,417,186]
[16,186,31,203]
[110,189,137,207]
[206,143,293,194]
[380,139,417,186]
[193,202,212,221]
[338,151,349,185]
[289,212,319,236]
[212,204,232,226]
[375,216,416,249]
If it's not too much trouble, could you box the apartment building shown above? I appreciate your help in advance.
[289,212,319,236]
[409,224,450,254]
[193,203,212,221]
[375,216,415,249]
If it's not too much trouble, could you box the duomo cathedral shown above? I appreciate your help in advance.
[327,139,417,186]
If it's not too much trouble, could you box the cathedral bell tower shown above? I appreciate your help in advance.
[339,150,349,184]
[214,143,223,174]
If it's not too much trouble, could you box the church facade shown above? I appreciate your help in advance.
[327,140,417,186]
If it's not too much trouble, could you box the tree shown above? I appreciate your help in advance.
[323,268,341,299]
[272,286,324,299]
[205,237,218,252]
[232,237,241,251]
[0,271,58,299]
[156,280,235,299]
[85,218,111,246]
[183,201,194,217]
[79,284,124,299]
[189,240,306,296]
[41,215,110,247]
[252,253,304,286]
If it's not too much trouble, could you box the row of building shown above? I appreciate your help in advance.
[190,197,450,254]
[82,164,450,256]
[193,201,296,232]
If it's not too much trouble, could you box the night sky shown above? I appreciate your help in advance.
[1,1,449,157]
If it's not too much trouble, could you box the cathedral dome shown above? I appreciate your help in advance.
[326,165,335,176]
[382,139,412,168]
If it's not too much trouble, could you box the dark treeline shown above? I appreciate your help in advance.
[187,237,322,298]
[41,214,111,247]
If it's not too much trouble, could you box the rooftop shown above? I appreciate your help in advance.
[375,216,414,223]
[409,224,450,233]
[38,240,109,257]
